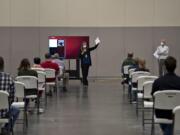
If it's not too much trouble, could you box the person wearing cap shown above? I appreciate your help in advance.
[79,41,99,86]
[154,39,169,76]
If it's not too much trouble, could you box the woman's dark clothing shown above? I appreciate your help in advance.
[79,44,98,85]
[135,68,149,72]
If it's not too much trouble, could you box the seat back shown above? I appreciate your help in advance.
[131,71,151,83]
[154,90,180,110]
[16,76,38,89]
[129,68,136,78]
[123,65,130,75]
[0,90,9,110]
[37,71,46,83]
[14,81,25,98]
[137,76,158,91]
[37,71,46,89]
[44,68,56,79]
[143,81,154,99]
[173,106,180,134]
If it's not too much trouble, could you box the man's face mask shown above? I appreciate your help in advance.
[161,42,165,46]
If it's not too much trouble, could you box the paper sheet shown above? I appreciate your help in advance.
[95,37,100,45]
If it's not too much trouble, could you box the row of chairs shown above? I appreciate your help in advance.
[0,68,58,135]
[122,65,180,135]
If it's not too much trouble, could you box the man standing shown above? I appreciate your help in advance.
[0,56,20,134]
[154,39,169,76]
[151,56,180,135]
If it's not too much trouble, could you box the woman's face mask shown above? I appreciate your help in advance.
[83,45,87,49]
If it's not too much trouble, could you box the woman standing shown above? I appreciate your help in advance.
[79,41,99,86]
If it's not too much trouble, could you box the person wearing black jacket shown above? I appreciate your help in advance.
[79,41,99,86]
[151,56,180,135]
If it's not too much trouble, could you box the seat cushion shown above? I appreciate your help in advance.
[132,87,137,91]
[144,101,153,108]
[154,115,172,124]
[11,102,25,108]
[137,93,143,98]
[46,82,55,86]
[0,119,9,123]
[26,95,37,98]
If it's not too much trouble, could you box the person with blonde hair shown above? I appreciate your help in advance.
[135,59,149,72]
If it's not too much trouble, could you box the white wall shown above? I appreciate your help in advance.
[0,0,180,27]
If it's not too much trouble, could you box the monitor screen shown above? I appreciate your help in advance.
[48,36,89,59]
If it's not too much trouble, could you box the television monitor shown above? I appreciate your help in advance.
[48,36,89,59]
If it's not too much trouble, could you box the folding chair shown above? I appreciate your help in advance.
[173,106,180,135]
[0,91,13,135]
[142,81,154,128]
[15,76,39,114]
[44,68,57,95]
[127,68,136,100]
[151,90,180,135]
[37,71,47,108]
[11,81,28,128]
[136,76,158,117]
[122,65,130,93]
[131,71,151,103]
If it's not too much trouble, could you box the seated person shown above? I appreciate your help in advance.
[135,59,149,72]
[41,53,59,96]
[52,53,65,71]
[41,53,59,76]
[0,56,20,134]
[121,52,136,84]
[18,58,38,100]
[131,59,150,102]
[151,56,180,135]
[18,58,38,77]
[32,57,42,68]
[52,53,67,92]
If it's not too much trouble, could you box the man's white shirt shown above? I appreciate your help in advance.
[153,45,169,60]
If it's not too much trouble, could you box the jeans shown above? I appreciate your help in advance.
[5,106,20,130]
[160,124,173,135]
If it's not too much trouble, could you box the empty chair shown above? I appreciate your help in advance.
[130,71,151,103]
[136,76,158,116]
[142,81,154,128]
[0,91,13,135]
[36,71,47,107]
[15,76,39,114]
[122,65,130,93]
[151,90,180,135]
[11,81,28,128]
[44,68,57,95]
[173,106,180,135]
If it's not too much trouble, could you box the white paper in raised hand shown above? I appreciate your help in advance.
[95,37,100,45]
